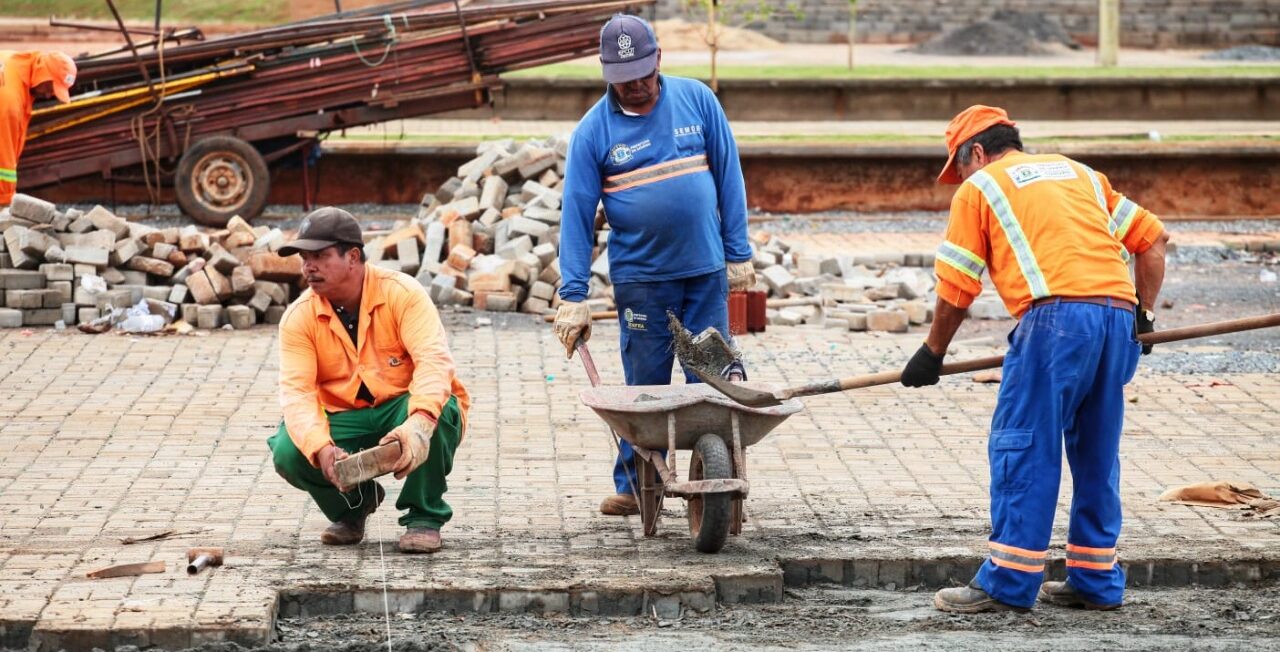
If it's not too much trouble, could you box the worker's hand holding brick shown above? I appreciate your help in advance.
[726,261,756,292]
[380,412,436,479]
[553,301,592,359]
[317,444,352,493]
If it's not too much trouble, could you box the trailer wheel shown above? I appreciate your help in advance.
[175,136,270,226]
[687,434,733,554]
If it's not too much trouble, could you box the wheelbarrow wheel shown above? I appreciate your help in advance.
[688,433,732,553]
[175,135,270,226]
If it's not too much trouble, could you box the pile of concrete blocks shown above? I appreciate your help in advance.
[749,230,1010,332]
[364,136,610,316]
[0,194,301,330]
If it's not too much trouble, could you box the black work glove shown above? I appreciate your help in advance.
[1135,303,1155,355]
[901,343,945,387]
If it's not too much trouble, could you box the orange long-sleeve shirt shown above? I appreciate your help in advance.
[934,152,1165,318]
[278,264,471,465]
[0,51,37,204]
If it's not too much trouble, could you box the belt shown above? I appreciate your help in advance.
[1031,296,1135,313]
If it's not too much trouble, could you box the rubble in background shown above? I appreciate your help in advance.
[0,138,1007,334]
[366,136,1005,333]
[0,195,299,331]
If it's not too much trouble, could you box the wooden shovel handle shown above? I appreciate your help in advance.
[781,312,1280,401]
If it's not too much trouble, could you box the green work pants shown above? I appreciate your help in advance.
[268,394,462,530]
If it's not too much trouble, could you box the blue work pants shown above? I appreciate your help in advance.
[974,299,1141,608]
[610,270,729,495]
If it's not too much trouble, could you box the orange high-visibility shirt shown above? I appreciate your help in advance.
[278,264,471,465]
[935,152,1164,318]
[0,51,37,204]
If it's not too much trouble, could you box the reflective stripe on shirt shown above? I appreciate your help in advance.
[969,170,1051,299]
[937,241,986,281]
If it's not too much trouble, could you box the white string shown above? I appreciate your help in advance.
[338,454,393,652]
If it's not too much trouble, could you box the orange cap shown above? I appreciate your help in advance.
[32,51,77,104]
[938,105,1016,184]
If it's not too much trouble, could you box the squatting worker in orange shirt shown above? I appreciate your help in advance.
[269,207,471,554]
[901,106,1169,613]
[0,50,77,205]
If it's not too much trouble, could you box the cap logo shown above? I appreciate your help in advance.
[298,217,312,234]
[63,74,74,86]
[617,33,635,59]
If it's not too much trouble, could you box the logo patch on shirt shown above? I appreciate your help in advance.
[1005,161,1078,188]
[388,356,402,367]
[609,139,651,165]
[617,33,635,59]
[624,308,647,330]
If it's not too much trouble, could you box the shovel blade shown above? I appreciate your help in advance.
[690,366,784,408]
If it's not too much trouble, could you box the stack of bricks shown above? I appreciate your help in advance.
[0,195,301,330]
[750,230,981,333]
[366,136,611,317]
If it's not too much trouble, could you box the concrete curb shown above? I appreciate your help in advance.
[10,556,1279,650]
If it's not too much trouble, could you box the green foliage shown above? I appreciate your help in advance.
[0,0,288,24]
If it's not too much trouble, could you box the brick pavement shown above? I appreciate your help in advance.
[0,323,1276,648]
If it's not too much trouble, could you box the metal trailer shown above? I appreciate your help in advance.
[19,0,651,226]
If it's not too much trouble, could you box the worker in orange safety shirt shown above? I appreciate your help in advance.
[269,207,471,554]
[899,106,1169,613]
[0,50,77,205]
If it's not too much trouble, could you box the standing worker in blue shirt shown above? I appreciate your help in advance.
[553,14,756,516]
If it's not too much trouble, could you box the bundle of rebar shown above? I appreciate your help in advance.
[22,0,651,189]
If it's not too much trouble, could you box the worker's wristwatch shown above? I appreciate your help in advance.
[1141,308,1155,323]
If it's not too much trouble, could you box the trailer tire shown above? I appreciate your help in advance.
[175,136,270,226]
[688,433,733,554]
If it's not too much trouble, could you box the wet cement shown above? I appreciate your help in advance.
[166,586,1279,651]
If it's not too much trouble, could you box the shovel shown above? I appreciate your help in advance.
[694,312,1280,408]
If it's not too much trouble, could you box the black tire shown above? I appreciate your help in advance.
[688,433,733,553]
[174,135,270,226]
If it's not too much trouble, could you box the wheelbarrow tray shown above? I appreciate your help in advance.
[579,383,803,450]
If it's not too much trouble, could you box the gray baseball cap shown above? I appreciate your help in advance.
[599,14,659,84]
[277,207,364,257]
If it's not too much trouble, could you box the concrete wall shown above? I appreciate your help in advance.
[652,0,1280,48]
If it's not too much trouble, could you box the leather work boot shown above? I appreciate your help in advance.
[1038,581,1121,610]
[933,581,1030,614]
[599,493,640,516]
[320,482,385,545]
[398,528,443,554]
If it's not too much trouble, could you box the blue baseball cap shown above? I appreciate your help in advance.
[599,14,659,84]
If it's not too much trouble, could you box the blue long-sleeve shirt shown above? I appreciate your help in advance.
[557,75,752,302]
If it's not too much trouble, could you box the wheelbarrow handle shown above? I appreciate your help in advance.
[575,338,601,388]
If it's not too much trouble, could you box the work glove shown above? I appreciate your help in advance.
[901,343,945,388]
[553,300,592,359]
[379,412,436,480]
[1135,300,1155,355]
[726,260,756,292]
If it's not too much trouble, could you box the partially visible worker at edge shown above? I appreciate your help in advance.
[269,207,471,554]
[0,50,77,206]
[900,105,1169,613]
[554,14,755,517]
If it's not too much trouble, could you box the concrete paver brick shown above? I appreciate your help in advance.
[8,194,57,223]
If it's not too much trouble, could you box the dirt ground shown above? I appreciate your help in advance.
[172,586,1280,651]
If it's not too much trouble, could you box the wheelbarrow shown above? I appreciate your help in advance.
[577,346,802,553]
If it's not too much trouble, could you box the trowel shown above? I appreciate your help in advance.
[692,312,1280,408]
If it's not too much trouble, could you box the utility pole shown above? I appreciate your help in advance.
[707,0,719,93]
[1098,0,1119,67]
[847,0,858,70]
